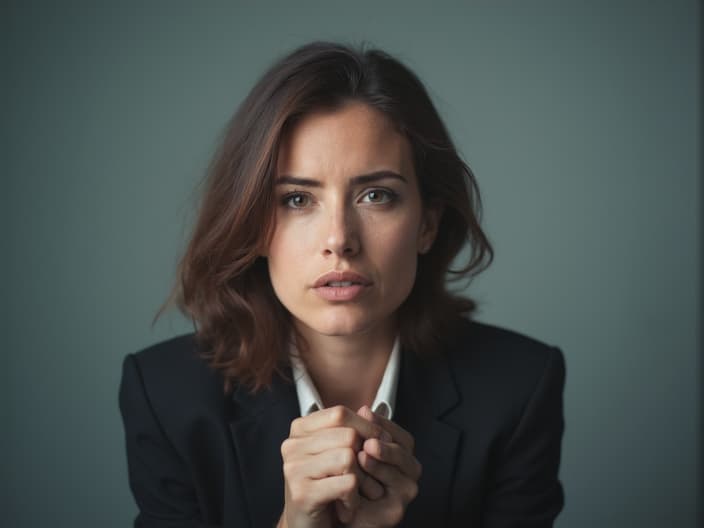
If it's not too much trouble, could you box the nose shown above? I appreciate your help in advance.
[322,202,360,258]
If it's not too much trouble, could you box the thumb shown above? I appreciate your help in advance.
[357,405,374,421]
[357,406,391,442]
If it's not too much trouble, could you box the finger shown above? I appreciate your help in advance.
[284,446,359,485]
[310,447,360,479]
[290,405,386,440]
[358,449,404,487]
[358,451,419,504]
[357,405,374,422]
[318,448,384,500]
[280,426,364,502]
[282,427,362,457]
[335,488,360,524]
[366,410,415,452]
[357,405,392,442]
[297,448,371,508]
[335,499,355,524]
[303,473,359,512]
[363,438,422,480]
[358,470,385,500]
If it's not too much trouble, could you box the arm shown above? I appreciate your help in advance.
[482,347,566,528]
[119,353,219,528]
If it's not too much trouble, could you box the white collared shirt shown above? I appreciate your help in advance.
[290,337,401,419]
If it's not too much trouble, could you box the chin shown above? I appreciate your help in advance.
[313,318,371,337]
[303,308,380,337]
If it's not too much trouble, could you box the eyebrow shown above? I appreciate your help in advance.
[275,170,408,187]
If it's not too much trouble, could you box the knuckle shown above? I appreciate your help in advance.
[330,405,347,424]
[342,427,358,447]
[339,447,356,468]
[282,460,297,479]
[280,438,293,458]
[290,417,303,436]
[341,471,358,492]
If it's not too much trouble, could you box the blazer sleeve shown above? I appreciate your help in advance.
[482,346,566,528]
[119,353,221,528]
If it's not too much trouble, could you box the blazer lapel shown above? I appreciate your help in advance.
[229,367,300,528]
[394,345,462,525]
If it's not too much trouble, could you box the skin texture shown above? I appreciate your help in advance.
[278,405,423,528]
[268,102,437,527]
[268,101,438,349]
[351,407,423,528]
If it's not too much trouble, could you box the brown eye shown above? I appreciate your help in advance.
[360,189,395,204]
[283,193,311,208]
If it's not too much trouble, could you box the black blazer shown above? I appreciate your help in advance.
[119,317,565,527]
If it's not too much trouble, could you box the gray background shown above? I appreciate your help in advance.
[4,1,701,527]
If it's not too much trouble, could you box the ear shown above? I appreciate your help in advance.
[417,203,442,255]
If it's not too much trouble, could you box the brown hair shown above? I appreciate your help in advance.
[159,41,493,394]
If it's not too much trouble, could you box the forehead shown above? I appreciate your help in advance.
[277,102,414,179]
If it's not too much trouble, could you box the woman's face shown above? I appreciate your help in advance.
[267,102,439,340]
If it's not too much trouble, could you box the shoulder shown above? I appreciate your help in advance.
[119,334,228,434]
[125,333,221,391]
[444,317,564,372]
[436,319,566,522]
[443,318,564,377]
[126,333,212,381]
[440,317,565,426]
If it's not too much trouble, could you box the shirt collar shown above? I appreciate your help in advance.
[290,336,401,419]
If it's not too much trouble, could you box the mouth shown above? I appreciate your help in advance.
[312,271,372,301]
[313,271,372,288]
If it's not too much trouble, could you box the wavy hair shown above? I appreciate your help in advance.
[158,41,494,393]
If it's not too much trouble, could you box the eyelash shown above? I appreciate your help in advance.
[360,188,397,204]
[280,188,398,209]
[281,192,312,209]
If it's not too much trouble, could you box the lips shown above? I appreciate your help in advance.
[311,271,372,302]
[313,271,372,288]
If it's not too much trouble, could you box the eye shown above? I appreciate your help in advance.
[360,189,396,204]
[282,192,312,209]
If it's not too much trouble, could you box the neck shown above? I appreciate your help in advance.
[295,320,396,411]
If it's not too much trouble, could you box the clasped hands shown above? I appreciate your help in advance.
[279,405,422,528]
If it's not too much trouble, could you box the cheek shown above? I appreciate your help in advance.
[369,217,421,290]
[375,204,422,251]
[266,225,309,290]
[270,216,315,256]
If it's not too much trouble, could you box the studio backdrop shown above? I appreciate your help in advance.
[4,1,700,527]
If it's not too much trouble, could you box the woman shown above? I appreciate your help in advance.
[119,41,566,528]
